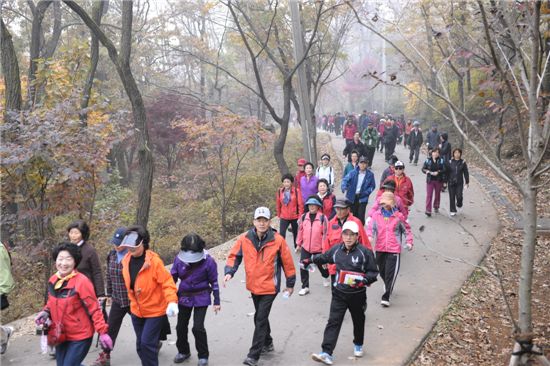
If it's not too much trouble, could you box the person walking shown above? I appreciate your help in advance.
[300,163,319,208]
[404,120,413,147]
[380,155,398,186]
[368,181,408,220]
[296,196,330,295]
[361,122,379,168]
[276,174,303,249]
[425,124,440,154]
[66,220,105,298]
[383,119,399,162]
[317,179,336,220]
[0,242,15,355]
[92,228,130,366]
[447,148,470,216]
[224,207,296,366]
[366,192,413,307]
[341,156,376,225]
[294,158,307,190]
[342,150,359,179]
[171,234,220,366]
[377,118,386,153]
[309,221,378,365]
[439,132,452,162]
[408,121,423,165]
[422,148,447,217]
[343,132,365,163]
[342,117,358,145]
[381,161,414,219]
[34,243,113,366]
[316,154,335,190]
[119,226,179,366]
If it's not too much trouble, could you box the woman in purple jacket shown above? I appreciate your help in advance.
[300,162,319,209]
[171,234,220,366]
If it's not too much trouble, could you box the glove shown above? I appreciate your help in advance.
[99,333,113,351]
[166,302,179,317]
[35,310,50,326]
[405,243,413,251]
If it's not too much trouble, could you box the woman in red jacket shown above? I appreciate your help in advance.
[296,196,329,295]
[35,243,112,366]
[316,179,336,220]
[276,174,303,249]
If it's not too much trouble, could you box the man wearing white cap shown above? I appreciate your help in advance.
[224,207,296,366]
[308,221,378,365]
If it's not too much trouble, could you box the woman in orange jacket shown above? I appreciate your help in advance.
[276,173,304,249]
[120,225,178,366]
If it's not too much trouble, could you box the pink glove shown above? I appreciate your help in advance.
[35,311,50,326]
[99,333,113,351]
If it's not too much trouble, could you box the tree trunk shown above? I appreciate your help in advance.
[114,144,130,186]
[28,0,53,108]
[274,118,290,175]
[80,1,105,125]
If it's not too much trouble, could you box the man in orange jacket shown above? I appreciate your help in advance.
[224,207,296,366]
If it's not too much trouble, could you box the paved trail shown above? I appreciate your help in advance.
[2,131,499,366]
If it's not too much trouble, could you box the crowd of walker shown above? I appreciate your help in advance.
[0,110,471,366]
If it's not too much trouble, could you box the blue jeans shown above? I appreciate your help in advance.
[131,315,165,366]
[55,337,92,366]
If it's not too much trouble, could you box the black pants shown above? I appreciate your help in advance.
[384,141,396,161]
[321,289,367,355]
[280,218,299,248]
[107,301,131,351]
[299,248,329,288]
[351,198,367,225]
[248,294,276,360]
[409,145,420,164]
[375,252,400,301]
[378,137,384,152]
[448,183,464,213]
[364,147,375,167]
[176,305,208,359]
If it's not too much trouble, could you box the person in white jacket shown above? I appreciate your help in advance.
[316,154,335,190]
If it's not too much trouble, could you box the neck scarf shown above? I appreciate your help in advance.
[54,271,77,290]
[116,249,128,264]
[283,189,291,205]
[381,207,394,218]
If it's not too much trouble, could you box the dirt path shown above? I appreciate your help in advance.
[2,130,499,366]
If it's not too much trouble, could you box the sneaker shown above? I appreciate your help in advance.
[261,343,274,354]
[425,212,431,217]
[450,212,456,216]
[322,278,330,287]
[0,326,13,355]
[198,359,209,366]
[434,208,439,213]
[174,353,191,363]
[243,357,259,366]
[312,352,334,365]
[381,300,390,307]
[48,345,56,359]
[298,287,310,296]
[353,344,364,357]
[91,351,111,366]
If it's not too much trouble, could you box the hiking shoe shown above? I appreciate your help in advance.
[425,212,431,217]
[323,278,331,287]
[450,212,456,217]
[261,343,274,354]
[0,326,13,355]
[243,357,258,366]
[312,352,333,365]
[381,300,390,307]
[353,344,364,357]
[174,353,191,363]
[434,208,439,213]
[198,359,209,366]
[91,351,111,366]
[48,345,56,359]
[298,287,310,296]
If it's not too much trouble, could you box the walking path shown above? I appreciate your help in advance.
[2,131,499,366]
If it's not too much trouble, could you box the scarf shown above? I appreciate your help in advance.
[116,249,128,264]
[54,271,77,290]
[283,189,291,205]
[381,207,394,218]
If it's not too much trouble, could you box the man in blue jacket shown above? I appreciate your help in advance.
[341,156,376,225]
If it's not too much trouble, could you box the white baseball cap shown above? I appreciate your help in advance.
[254,207,271,220]
[342,221,359,234]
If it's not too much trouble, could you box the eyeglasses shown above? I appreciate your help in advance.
[395,166,404,170]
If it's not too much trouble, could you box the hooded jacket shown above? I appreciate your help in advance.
[366,209,413,254]
[422,156,447,182]
[381,174,414,207]
[343,122,358,140]
[447,158,469,186]
[318,192,336,220]
[343,140,365,162]
[296,211,327,253]
[369,193,408,219]
[122,250,178,318]
[44,271,108,341]
[225,228,296,295]
[171,253,220,308]
[362,127,379,149]
[341,166,376,204]
[439,133,452,162]
[276,186,303,220]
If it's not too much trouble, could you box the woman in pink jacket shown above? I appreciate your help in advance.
[296,196,329,296]
[366,192,413,308]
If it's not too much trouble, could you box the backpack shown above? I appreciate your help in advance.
[301,212,326,225]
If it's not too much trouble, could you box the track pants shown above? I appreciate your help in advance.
[248,294,276,361]
[448,183,464,213]
[299,248,329,288]
[375,251,400,301]
[176,305,208,359]
[321,289,367,355]
[279,218,299,248]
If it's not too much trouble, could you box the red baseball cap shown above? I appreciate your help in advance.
[297,158,307,166]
